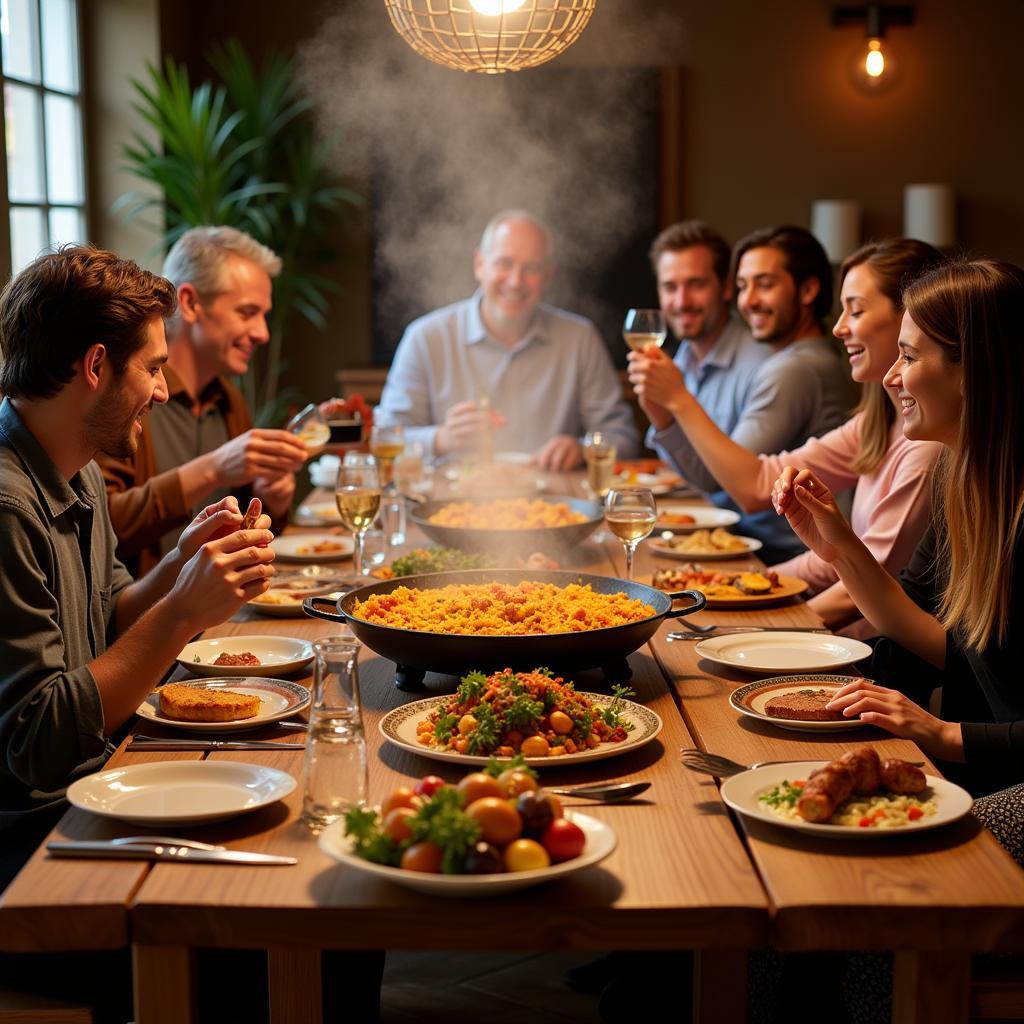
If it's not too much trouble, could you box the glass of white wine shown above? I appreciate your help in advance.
[604,486,657,581]
[583,431,617,541]
[623,308,667,352]
[335,454,382,577]
[369,423,405,489]
[286,403,331,453]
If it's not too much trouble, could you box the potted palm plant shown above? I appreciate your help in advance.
[117,40,363,424]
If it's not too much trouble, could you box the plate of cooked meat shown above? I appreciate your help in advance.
[655,505,740,533]
[176,636,314,678]
[652,566,808,607]
[272,533,354,562]
[720,746,972,837]
[137,677,311,732]
[729,674,866,731]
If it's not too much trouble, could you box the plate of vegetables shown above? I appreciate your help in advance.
[318,760,617,895]
[378,668,662,766]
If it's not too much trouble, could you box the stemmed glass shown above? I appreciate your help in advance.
[583,431,617,541]
[286,403,330,453]
[335,454,382,577]
[622,308,667,352]
[604,487,657,580]
[369,423,405,489]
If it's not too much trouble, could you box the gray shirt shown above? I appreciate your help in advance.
[376,293,639,457]
[0,398,131,830]
[649,331,853,562]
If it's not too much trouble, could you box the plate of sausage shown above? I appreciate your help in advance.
[720,746,973,837]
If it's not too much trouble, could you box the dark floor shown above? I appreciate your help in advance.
[381,951,605,1023]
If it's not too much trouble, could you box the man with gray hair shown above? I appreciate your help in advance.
[98,226,308,575]
[377,209,638,470]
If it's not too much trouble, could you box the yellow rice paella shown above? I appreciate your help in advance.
[352,581,654,635]
[427,498,586,530]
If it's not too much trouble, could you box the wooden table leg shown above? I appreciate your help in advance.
[268,948,322,1024]
[693,949,747,1024]
[133,944,196,1024]
[893,950,970,1024]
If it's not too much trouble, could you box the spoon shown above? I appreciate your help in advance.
[545,781,650,802]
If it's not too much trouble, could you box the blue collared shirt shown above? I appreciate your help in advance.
[376,293,639,457]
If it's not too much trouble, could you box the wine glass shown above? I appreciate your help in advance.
[623,308,667,352]
[335,454,382,577]
[583,431,617,541]
[604,486,657,581]
[286,403,330,453]
[369,423,405,489]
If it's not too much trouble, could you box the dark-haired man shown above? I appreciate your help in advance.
[630,224,852,562]
[0,246,277,886]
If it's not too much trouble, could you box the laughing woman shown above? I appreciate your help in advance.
[629,239,942,635]
[773,258,1024,857]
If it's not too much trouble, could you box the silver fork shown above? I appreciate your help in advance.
[679,747,924,778]
[667,623,834,639]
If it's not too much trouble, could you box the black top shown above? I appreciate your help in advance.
[867,522,1024,795]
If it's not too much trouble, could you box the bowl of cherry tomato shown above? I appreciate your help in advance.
[318,762,617,896]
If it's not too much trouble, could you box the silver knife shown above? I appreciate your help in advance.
[47,841,297,865]
[127,738,305,751]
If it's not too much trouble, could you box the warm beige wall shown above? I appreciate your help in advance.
[82,0,164,269]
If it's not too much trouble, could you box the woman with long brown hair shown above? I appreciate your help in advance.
[629,238,942,634]
[774,257,1024,811]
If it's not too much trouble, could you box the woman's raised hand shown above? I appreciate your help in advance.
[770,467,854,563]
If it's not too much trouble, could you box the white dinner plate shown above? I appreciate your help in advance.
[136,677,310,733]
[729,674,866,732]
[177,636,314,678]
[695,632,873,674]
[655,504,741,533]
[318,811,616,896]
[719,761,973,839]
[67,760,297,826]
[649,534,763,561]
[272,533,353,562]
[295,502,343,527]
[379,693,662,767]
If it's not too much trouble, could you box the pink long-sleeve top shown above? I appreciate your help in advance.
[759,413,943,633]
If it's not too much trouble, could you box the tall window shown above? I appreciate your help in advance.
[1,0,85,276]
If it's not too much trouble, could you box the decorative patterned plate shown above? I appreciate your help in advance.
[137,677,310,733]
[379,692,662,767]
[729,674,865,732]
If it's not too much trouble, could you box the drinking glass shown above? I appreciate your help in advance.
[369,423,405,488]
[336,454,382,577]
[604,486,657,580]
[301,636,367,833]
[622,308,667,352]
[583,431,617,541]
[286,402,330,453]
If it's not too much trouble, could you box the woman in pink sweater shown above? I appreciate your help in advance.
[633,238,942,634]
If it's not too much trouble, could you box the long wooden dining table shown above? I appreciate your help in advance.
[2,470,1023,1024]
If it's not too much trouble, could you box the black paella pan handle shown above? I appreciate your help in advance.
[303,595,351,623]
[664,589,708,619]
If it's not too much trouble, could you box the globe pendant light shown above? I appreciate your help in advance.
[384,0,597,75]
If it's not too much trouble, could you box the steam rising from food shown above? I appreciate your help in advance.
[297,3,687,356]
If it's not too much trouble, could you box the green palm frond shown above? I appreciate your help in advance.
[117,42,363,424]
